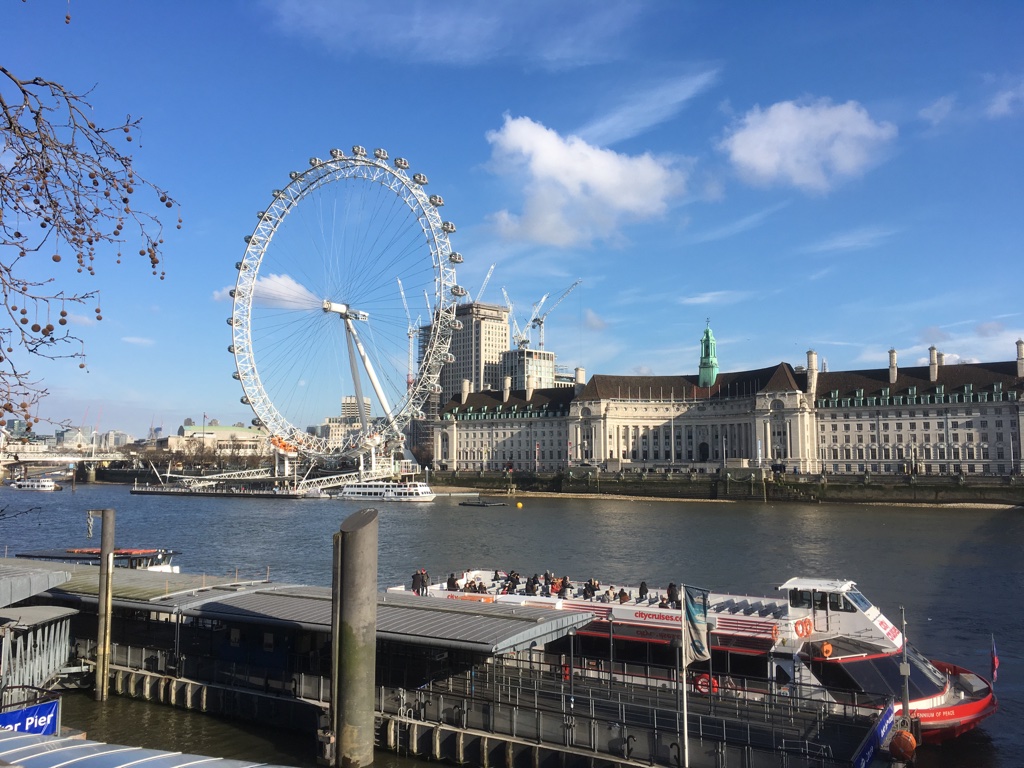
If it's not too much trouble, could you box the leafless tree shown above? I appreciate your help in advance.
[1,52,180,431]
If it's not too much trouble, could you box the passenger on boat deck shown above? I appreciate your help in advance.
[667,582,679,608]
[411,570,423,595]
[603,587,616,603]
[639,581,649,601]
[526,575,539,595]
[618,588,629,604]
[463,579,477,593]
[583,579,597,601]
[422,569,430,594]
[447,573,458,590]
[658,595,669,608]
[559,577,572,598]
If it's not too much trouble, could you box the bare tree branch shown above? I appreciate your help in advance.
[0,59,181,430]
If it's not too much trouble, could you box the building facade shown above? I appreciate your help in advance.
[434,333,1024,478]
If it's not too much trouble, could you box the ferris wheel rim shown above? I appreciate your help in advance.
[229,148,460,459]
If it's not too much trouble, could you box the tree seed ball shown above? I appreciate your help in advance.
[516,502,523,509]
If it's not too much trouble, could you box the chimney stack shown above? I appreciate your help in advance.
[929,346,939,382]
[574,367,586,396]
[937,351,945,366]
[806,350,819,396]
[888,348,898,385]
[460,379,470,404]
[1017,339,1024,378]
[502,376,511,403]
[525,374,534,402]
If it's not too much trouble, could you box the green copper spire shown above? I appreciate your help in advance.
[698,319,719,388]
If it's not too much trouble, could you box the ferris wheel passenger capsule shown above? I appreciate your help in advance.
[229,289,236,298]
[374,148,388,160]
[240,396,250,404]
[232,372,240,380]
[412,173,428,185]
[449,252,463,263]
[330,148,345,159]
[226,317,234,326]
[289,171,300,180]
[228,345,235,353]
[442,352,455,363]
[429,195,444,207]
[394,157,409,170]
[450,319,464,331]
[442,221,456,233]
[451,285,468,297]
[309,157,323,167]
[352,145,367,157]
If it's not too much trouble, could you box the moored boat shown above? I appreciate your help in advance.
[334,480,435,502]
[391,570,997,743]
[9,477,59,491]
[17,547,181,573]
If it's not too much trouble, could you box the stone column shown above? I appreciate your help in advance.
[330,509,379,768]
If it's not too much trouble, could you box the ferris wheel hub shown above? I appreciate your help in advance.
[322,300,369,321]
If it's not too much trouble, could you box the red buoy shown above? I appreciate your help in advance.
[889,729,917,761]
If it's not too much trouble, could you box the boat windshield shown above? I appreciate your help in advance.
[845,589,873,612]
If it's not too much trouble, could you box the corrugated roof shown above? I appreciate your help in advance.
[0,605,77,629]
[0,562,72,608]
[4,561,592,655]
[0,729,280,767]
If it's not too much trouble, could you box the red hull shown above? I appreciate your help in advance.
[907,661,998,744]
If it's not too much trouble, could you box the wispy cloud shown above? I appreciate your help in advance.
[679,290,750,306]
[122,336,155,347]
[986,77,1024,118]
[919,94,956,126]
[584,308,607,331]
[799,226,898,254]
[718,98,897,193]
[486,115,688,247]
[262,0,640,69]
[577,70,719,146]
[685,201,789,244]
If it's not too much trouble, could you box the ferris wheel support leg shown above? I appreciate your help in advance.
[344,322,371,434]
[345,318,394,421]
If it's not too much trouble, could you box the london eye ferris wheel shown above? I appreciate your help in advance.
[229,146,464,462]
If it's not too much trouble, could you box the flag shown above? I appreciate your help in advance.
[991,635,999,684]
[683,584,711,666]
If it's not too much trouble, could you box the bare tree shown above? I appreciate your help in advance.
[1,51,180,431]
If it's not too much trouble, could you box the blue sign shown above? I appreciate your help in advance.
[851,702,895,768]
[0,700,59,735]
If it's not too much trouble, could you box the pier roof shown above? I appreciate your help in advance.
[0,561,71,608]
[6,560,593,655]
[0,729,281,767]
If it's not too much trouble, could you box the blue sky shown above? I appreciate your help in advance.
[6,1,1024,438]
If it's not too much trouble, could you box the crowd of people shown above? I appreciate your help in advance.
[418,568,683,609]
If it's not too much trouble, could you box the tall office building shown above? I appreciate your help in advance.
[436,302,511,401]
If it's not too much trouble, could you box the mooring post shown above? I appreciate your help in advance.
[92,508,115,701]
[330,508,379,768]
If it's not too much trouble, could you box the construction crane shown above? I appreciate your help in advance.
[501,287,531,349]
[397,278,419,391]
[532,279,582,349]
[473,263,496,304]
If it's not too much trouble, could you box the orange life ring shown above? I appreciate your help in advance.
[771,624,780,642]
[795,618,811,638]
[694,673,719,695]
[802,618,814,637]
[821,641,833,658]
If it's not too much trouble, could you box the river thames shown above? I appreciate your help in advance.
[2,483,1019,767]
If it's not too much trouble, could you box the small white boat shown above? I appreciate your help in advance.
[10,477,59,491]
[17,547,180,573]
[335,481,435,502]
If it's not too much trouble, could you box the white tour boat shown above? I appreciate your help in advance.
[10,477,59,491]
[335,481,435,502]
[17,547,181,573]
[392,570,997,744]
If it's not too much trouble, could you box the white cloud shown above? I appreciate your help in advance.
[919,95,956,126]
[486,115,687,247]
[212,286,232,302]
[686,201,789,244]
[718,98,897,193]
[679,290,749,306]
[121,336,155,347]
[577,70,719,146]
[263,0,638,69]
[800,226,898,254]
[986,79,1024,118]
[252,273,322,310]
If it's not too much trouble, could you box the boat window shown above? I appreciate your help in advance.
[828,593,857,613]
[789,589,812,608]
[813,591,828,610]
[845,590,873,612]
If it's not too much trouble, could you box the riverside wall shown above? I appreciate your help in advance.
[432,470,1024,507]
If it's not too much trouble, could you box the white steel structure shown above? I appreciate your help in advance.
[230,146,462,463]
